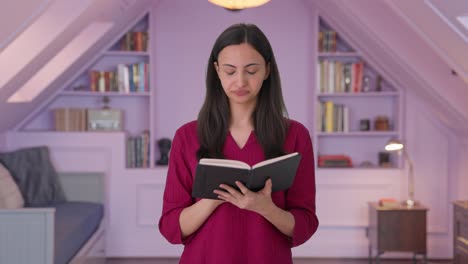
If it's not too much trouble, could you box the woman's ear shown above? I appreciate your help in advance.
[264,62,270,80]
[214,61,219,74]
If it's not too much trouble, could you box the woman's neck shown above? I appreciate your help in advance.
[229,102,255,130]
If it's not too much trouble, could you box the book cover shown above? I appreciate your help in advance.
[192,152,301,199]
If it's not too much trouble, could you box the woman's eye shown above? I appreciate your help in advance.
[226,71,235,76]
[247,71,257,75]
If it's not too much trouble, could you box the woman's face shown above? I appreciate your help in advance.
[215,43,270,106]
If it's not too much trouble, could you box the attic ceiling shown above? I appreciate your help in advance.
[0,0,467,134]
[427,0,468,42]
[387,0,468,84]
[0,0,52,52]
[0,0,153,132]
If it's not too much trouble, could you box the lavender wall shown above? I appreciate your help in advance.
[455,142,468,200]
[149,0,460,257]
[152,0,314,139]
[3,0,465,258]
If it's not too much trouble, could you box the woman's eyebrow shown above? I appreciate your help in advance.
[245,63,260,67]
[221,63,260,68]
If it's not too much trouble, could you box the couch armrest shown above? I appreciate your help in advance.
[0,208,56,264]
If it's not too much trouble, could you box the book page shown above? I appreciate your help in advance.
[252,152,299,169]
[199,158,250,170]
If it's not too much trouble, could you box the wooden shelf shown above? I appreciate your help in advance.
[318,52,360,57]
[316,17,402,168]
[103,51,149,56]
[317,91,399,97]
[317,131,399,137]
[60,91,150,97]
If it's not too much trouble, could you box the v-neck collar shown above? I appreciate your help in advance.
[228,130,255,150]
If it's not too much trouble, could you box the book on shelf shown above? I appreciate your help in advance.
[119,31,148,52]
[126,130,150,168]
[378,198,401,208]
[53,108,87,132]
[318,30,337,52]
[318,155,352,168]
[88,62,149,93]
[192,152,301,199]
[318,101,349,133]
[317,60,365,94]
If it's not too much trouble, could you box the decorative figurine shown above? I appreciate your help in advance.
[374,116,390,131]
[359,119,370,131]
[156,138,172,165]
[376,75,383,92]
[362,75,370,92]
[378,152,391,167]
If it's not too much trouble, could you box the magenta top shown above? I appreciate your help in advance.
[159,120,319,264]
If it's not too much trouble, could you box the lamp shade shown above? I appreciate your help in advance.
[385,139,404,152]
[208,0,270,10]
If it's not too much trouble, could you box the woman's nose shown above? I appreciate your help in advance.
[236,72,247,87]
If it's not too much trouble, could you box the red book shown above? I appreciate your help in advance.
[89,71,99,92]
[104,72,110,92]
[133,32,142,51]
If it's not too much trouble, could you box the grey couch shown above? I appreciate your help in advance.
[0,146,105,264]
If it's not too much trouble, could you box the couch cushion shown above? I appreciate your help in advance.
[0,162,24,208]
[52,201,104,264]
[0,146,67,206]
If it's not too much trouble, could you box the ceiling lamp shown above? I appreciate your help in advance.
[208,0,271,10]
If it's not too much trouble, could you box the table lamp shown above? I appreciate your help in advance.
[385,139,415,207]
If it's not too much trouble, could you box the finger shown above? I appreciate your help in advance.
[262,178,272,195]
[215,191,234,203]
[235,181,250,195]
[219,184,242,197]
[213,189,228,196]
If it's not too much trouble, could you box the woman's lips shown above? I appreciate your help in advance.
[234,90,249,96]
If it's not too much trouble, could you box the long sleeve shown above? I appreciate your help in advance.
[158,128,194,244]
[159,120,317,263]
[286,126,319,247]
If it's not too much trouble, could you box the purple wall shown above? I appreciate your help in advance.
[2,0,465,257]
[152,0,315,138]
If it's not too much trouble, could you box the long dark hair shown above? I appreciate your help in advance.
[197,23,288,160]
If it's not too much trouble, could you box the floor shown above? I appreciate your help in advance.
[106,258,453,264]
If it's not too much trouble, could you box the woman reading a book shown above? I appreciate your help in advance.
[159,23,319,264]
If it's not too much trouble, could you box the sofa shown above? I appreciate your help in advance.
[0,146,105,264]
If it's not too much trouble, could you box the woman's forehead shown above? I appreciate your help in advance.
[218,43,264,65]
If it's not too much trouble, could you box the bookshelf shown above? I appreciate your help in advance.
[20,12,154,169]
[315,18,402,169]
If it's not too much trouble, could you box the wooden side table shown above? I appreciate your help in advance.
[367,202,428,264]
[453,201,468,264]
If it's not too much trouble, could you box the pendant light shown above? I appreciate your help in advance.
[208,0,271,10]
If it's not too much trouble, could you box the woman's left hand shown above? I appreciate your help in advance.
[213,179,275,216]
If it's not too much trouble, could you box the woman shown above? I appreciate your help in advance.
[159,23,318,264]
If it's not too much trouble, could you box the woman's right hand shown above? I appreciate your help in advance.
[179,198,225,238]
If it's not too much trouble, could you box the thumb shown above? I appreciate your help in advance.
[262,178,272,195]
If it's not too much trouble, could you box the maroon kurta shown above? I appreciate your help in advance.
[159,120,318,264]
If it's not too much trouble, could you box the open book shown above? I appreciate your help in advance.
[192,152,301,199]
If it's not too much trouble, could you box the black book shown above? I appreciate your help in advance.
[192,152,301,199]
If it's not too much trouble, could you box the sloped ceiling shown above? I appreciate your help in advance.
[310,0,468,135]
[0,0,467,134]
[0,0,52,51]
[388,0,468,85]
[0,0,153,132]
